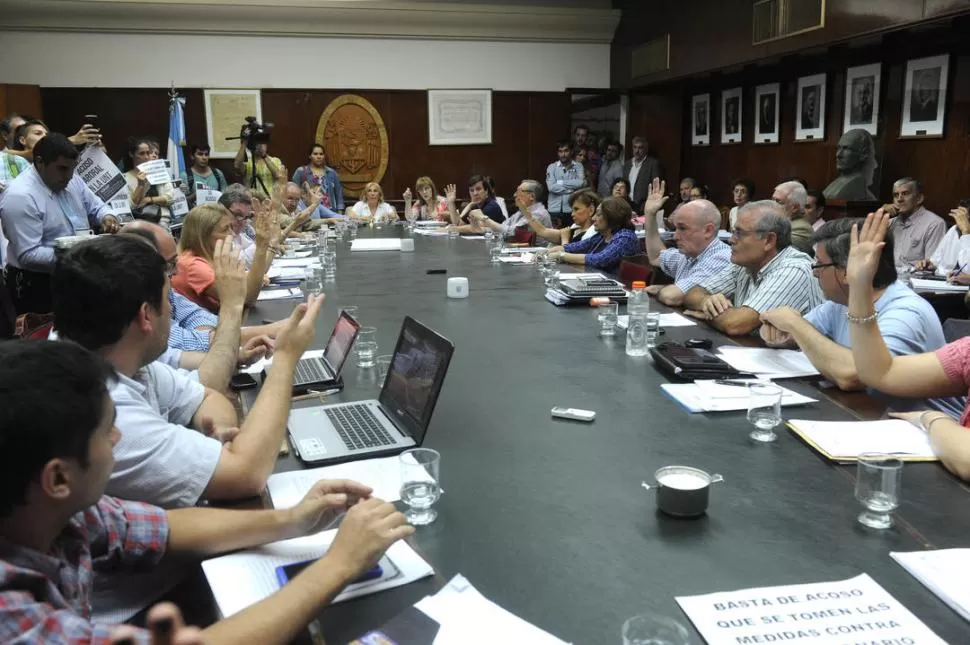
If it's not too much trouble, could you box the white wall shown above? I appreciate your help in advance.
[0,32,610,92]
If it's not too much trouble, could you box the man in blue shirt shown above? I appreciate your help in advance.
[546,140,586,228]
[760,218,962,414]
[0,133,119,314]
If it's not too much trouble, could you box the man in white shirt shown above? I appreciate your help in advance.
[52,234,323,509]
[915,202,970,277]
[471,180,552,239]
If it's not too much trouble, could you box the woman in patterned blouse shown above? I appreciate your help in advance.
[549,197,640,270]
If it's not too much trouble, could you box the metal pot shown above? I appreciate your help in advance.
[641,466,724,518]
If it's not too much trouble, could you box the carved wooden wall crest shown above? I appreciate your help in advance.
[315,95,389,198]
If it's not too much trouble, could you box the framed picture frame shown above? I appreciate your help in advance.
[900,54,949,138]
[203,89,262,159]
[691,94,710,146]
[428,89,492,145]
[753,83,780,144]
[720,87,742,144]
[842,63,880,136]
[795,73,826,141]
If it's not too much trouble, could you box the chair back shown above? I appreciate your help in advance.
[513,229,536,245]
[942,318,970,343]
[618,260,652,288]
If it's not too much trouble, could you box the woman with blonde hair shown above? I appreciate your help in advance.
[347,182,398,223]
[172,203,272,312]
[403,177,449,221]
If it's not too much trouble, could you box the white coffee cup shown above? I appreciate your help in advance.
[447,276,469,299]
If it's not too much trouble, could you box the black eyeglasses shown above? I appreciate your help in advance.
[811,262,837,272]
[730,228,765,239]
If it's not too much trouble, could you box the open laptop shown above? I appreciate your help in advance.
[285,310,360,395]
[287,316,455,465]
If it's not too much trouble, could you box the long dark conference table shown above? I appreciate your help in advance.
[218,228,970,644]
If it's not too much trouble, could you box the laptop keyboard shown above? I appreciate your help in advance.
[294,358,330,385]
[326,404,396,450]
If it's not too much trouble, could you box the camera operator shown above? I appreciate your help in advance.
[232,120,282,201]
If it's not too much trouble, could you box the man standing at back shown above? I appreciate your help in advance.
[622,136,661,210]
[884,177,946,266]
[597,141,623,198]
[641,179,731,307]
[682,200,822,336]
[546,140,585,228]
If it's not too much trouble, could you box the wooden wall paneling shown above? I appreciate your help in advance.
[0,84,43,121]
[627,89,683,187]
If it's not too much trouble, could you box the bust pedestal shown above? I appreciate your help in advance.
[821,199,883,222]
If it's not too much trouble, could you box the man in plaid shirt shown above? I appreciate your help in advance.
[0,341,414,644]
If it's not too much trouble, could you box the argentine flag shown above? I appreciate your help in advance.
[167,93,186,182]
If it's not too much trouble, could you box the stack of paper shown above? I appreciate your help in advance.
[716,346,820,378]
[201,531,433,618]
[267,455,408,506]
[617,312,697,329]
[266,266,307,280]
[912,278,969,292]
[498,253,536,265]
[787,418,938,462]
[661,380,816,413]
[351,574,570,644]
[677,574,947,645]
[891,549,970,622]
[273,258,318,268]
[501,247,544,254]
[413,228,451,237]
[256,287,302,301]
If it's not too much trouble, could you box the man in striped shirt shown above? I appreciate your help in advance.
[641,179,732,307]
[682,200,823,336]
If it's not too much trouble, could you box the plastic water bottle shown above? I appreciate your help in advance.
[626,280,650,357]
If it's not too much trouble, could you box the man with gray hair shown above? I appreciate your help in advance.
[218,183,260,267]
[469,179,551,239]
[682,200,822,336]
[772,180,815,254]
[641,178,731,306]
[884,177,946,266]
[759,218,962,415]
[622,135,661,208]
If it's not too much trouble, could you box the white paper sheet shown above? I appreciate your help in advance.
[911,278,969,292]
[661,381,816,413]
[256,287,302,301]
[267,455,407,507]
[201,531,433,618]
[266,266,307,280]
[413,228,451,237]
[351,239,403,251]
[414,575,571,645]
[716,346,820,377]
[136,159,173,185]
[240,348,324,376]
[787,419,937,460]
[676,573,947,645]
[891,549,970,623]
[273,258,319,268]
[497,253,536,264]
[617,312,697,329]
[195,188,222,204]
[460,235,486,240]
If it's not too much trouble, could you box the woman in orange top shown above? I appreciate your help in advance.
[172,203,272,313]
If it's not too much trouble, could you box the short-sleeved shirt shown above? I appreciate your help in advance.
[659,238,732,294]
[0,496,168,644]
[108,361,222,508]
[890,207,947,265]
[699,245,823,315]
[171,251,219,313]
[168,289,217,352]
[806,281,963,413]
[242,155,283,200]
[464,197,505,224]
[937,337,970,426]
[502,203,552,238]
[351,201,397,223]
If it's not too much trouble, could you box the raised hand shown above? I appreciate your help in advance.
[951,206,970,235]
[643,177,669,214]
[403,188,412,202]
[846,209,891,289]
[212,238,247,306]
[445,184,457,204]
[253,206,279,247]
[274,293,325,359]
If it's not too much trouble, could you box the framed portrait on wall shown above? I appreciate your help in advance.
[691,94,710,146]
[203,89,263,158]
[795,73,826,141]
[720,87,742,144]
[900,54,949,138]
[842,63,880,135]
[428,89,492,145]
[753,83,779,144]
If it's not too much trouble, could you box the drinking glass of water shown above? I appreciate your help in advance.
[376,354,393,383]
[598,302,619,336]
[322,251,337,277]
[448,227,460,240]
[356,327,378,368]
[489,244,502,264]
[855,453,902,529]
[303,268,323,296]
[746,382,782,442]
[645,312,661,348]
[622,613,689,645]
[399,448,441,526]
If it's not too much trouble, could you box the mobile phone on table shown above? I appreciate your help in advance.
[275,559,383,587]
[230,373,258,390]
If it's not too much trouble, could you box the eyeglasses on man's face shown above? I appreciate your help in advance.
[730,227,764,239]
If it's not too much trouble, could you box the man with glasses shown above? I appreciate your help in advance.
[219,184,260,267]
[641,178,731,306]
[759,218,961,414]
[682,200,822,336]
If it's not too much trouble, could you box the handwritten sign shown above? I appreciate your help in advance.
[196,188,222,205]
[676,574,946,644]
[76,147,127,203]
[137,159,173,185]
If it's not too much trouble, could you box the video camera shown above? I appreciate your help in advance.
[226,116,274,150]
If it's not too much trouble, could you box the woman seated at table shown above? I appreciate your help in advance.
[611,178,639,215]
[347,182,398,224]
[124,136,176,229]
[526,189,599,245]
[404,176,449,221]
[548,197,640,271]
[292,143,345,213]
[172,203,272,313]
[728,178,754,229]
[846,210,970,480]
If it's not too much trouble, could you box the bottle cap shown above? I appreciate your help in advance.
[632,281,647,289]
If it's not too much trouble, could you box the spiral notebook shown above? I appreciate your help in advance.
[786,418,938,462]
